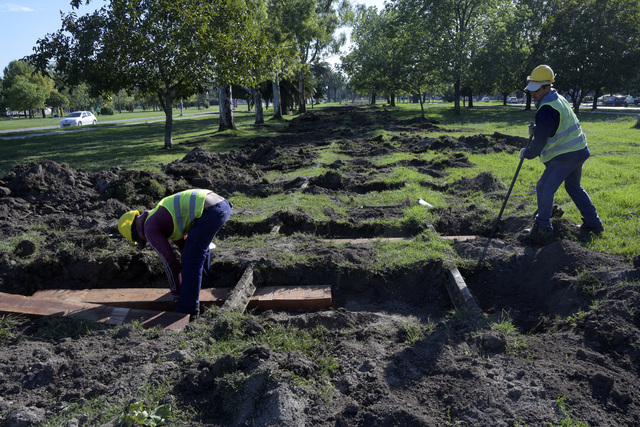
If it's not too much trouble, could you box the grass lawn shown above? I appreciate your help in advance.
[1,101,638,260]
[0,108,218,131]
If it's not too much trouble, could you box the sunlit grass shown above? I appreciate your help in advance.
[3,102,639,259]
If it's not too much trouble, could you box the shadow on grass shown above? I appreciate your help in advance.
[0,112,292,176]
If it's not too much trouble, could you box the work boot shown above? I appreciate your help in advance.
[577,217,604,234]
[523,222,554,245]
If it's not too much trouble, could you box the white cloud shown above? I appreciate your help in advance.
[0,3,35,12]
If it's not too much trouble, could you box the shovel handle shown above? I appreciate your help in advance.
[489,133,534,237]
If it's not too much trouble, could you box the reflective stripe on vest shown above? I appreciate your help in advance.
[148,189,208,240]
[539,96,587,163]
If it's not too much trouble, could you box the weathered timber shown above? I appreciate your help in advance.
[0,292,189,331]
[222,267,256,312]
[33,285,332,311]
[322,236,475,245]
[446,268,482,313]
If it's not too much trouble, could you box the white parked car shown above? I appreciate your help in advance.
[481,97,490,102]
[60,111,98,127]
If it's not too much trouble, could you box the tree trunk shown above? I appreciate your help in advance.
[389,92,395,107]
[370,92,376,105]
[272,74,282,119]
[468,90,474,108]
[158,91,174,149]
[298,70,306,114]
[251,85,264,125]
[592,88,600,111]
[453,79,461,115]
[218,84,236,131]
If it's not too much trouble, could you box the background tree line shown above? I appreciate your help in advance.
[342,0,640,116]
[1,0,638,144]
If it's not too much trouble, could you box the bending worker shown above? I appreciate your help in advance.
[520,64,603,242]
[118,189,232,318]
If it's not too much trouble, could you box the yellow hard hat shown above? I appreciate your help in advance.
[525,65,555,91]
[528,65,555,83]
[118,210,140,244]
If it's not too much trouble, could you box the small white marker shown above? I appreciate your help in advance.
[418,198,433,208]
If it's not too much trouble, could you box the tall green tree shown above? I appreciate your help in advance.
[340,6,390,104]
[2,60,54,118]
[32,0,265,148]
[395,0,499,115]
[295,0,350,114]
[471,1,530,105]
[535,0,640,112]
[4,76,48,118]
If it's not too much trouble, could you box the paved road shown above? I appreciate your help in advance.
[0,111,216,140]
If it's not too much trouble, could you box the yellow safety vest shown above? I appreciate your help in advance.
[539,95,587,163]
[147,189,209,240]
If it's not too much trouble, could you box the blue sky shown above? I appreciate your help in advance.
[0,1,101,76]
[0,0,386,79]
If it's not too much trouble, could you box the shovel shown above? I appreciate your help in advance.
[489,132,534,238]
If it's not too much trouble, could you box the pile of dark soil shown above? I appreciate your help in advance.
[1,106,639,426]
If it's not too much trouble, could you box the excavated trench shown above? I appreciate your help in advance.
[3,106,640,426]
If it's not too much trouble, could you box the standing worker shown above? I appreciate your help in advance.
[520,65,603,243]
[118,189,232,319]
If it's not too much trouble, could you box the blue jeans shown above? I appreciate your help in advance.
[535,148,601,232]
[176,200,231,315]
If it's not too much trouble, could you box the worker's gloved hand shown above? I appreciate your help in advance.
[528,122,536,137]
[519,148,527,159]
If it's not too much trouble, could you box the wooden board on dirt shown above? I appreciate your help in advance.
[322,236,476,244]
[33,285,332,311]
[322,237,411,244]
[0,292,189,331]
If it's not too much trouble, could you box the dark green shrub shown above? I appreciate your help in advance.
[100,105,114,115]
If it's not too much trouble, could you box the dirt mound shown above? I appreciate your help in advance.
[1,106,639,426]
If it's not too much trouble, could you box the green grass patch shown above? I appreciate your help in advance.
[490,313,534,358]
[2,102,639,260]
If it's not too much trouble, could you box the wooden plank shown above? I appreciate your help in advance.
[322,237,411,244]
[0,292,189,331]
[222,266,256,312]
[446,268,482,313]
[33,284,332,311]
[34,288,228,312]
[323,236,476,245]
[248,285,332,310]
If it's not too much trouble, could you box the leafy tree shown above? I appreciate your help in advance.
[389,6,440,116]
[395,0,499,115]
[471,1,530,105]
[535,0,640,112]
[340,6,390,104]
[4,76,48,118]
[46,89,69,117]
[64,83,94,112]
[295,0,350,113]
[2,60,53,118]
[113,89,133,113]
[33,0,266,148]
[310,62,332,104]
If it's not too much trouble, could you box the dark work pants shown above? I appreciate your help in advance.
[535,148,601,232]
[176,200,231,315]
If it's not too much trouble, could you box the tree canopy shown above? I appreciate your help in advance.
[32,0,267,148]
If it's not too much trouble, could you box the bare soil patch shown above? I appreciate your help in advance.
[1,105,639,426]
